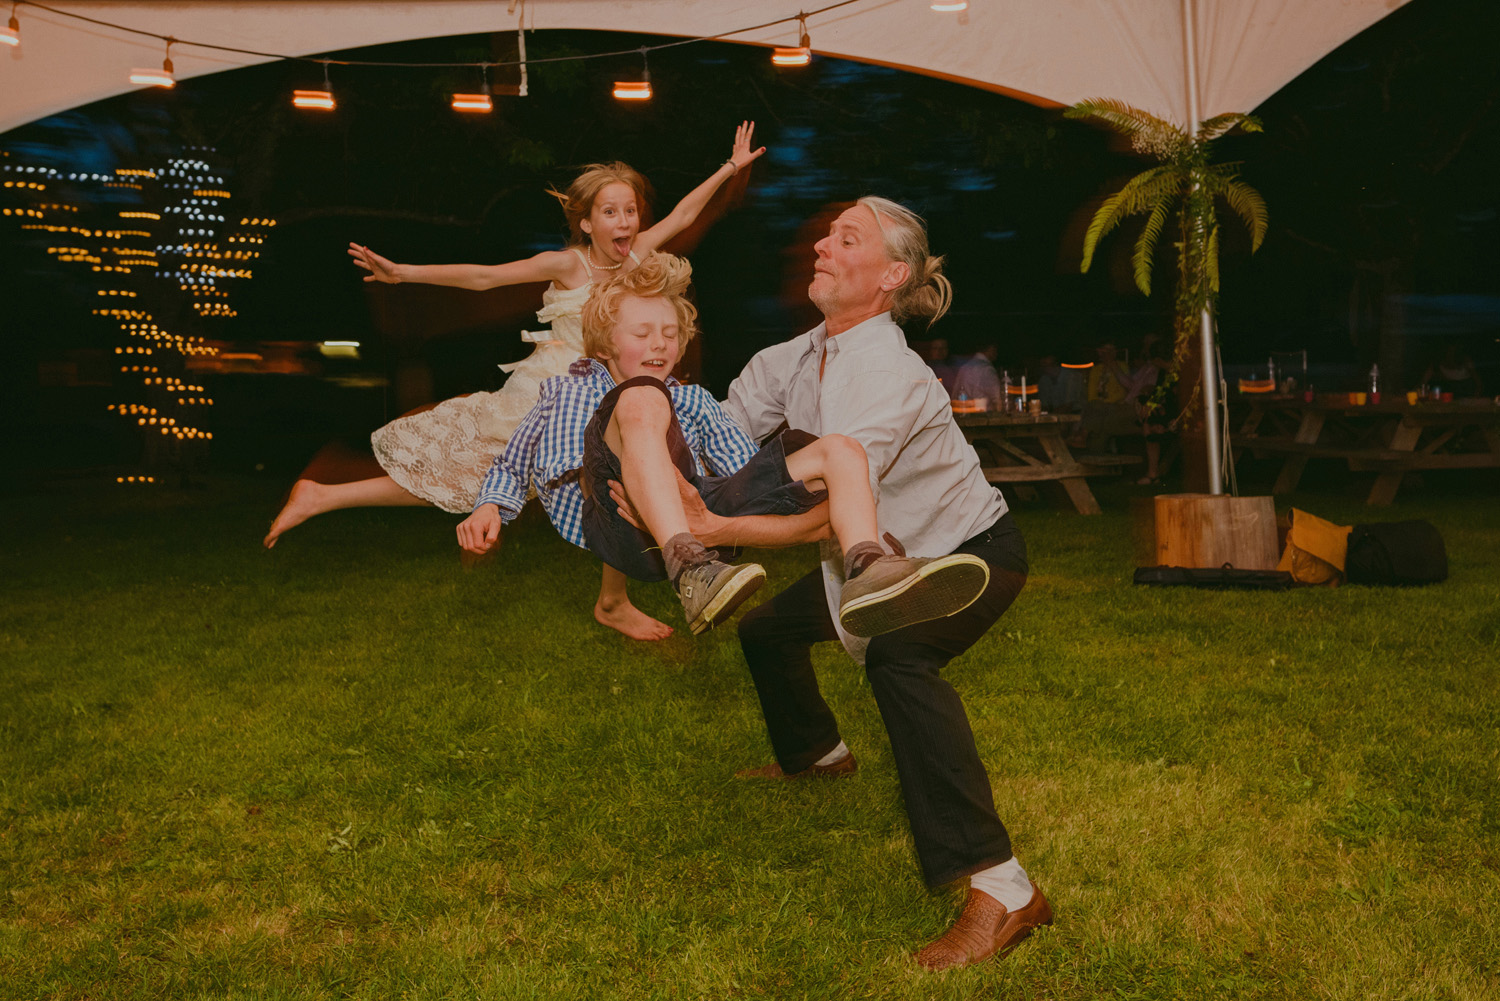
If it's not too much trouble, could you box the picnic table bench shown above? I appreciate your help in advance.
[954,410,1138,515]
[1236,397,1500,505]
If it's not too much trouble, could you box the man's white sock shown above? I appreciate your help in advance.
[813,741,850,767]
[969,857,1034,912]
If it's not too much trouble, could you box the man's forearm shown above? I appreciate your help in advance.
[699,503,831,549]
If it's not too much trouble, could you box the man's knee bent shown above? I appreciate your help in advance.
[737,599,779,648]
[864,634,951,688]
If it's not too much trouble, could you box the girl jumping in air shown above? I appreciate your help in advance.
[264,122,765,642]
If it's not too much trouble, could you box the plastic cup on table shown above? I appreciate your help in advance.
[1369,391,1381,405]
[1406,391,1419,405]
[1441,391,1454,402]
[1353,392,1367,405]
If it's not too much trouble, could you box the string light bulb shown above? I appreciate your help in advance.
[613,48,652,101]
[452,91,493,112]
[292,89,335,109]
[453,64,494,112]
[931,1,969,10]
[772,15,811,66]
[2,4,20,48]
[293,62,335,110]
[612,81,651,101]
[129,39,176,88]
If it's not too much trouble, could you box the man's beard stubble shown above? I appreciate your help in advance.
[808,278,836,317]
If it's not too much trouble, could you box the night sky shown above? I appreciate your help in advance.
[2,0,1497,481]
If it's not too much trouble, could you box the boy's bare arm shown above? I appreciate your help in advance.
[607,473,831,548]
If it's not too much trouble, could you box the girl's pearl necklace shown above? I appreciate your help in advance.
[586,245,624,271]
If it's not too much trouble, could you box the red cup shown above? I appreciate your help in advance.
[1303,390,1315,403]
[1441,391,1454,402]
[1369,391,1381,405]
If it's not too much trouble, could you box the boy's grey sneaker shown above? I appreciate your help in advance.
[838,553,990,638]
[676,559,767,635]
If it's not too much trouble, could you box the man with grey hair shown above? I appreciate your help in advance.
[607,197,1051,969]
[717,197,1052,970]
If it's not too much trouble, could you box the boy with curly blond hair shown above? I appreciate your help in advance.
[460,253,988,636]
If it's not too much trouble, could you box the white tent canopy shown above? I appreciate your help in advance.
[3,0,1413,136]
[2,0,1415,491]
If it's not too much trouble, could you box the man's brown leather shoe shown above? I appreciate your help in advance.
[914,882,1052,971]
[734,752,858,779]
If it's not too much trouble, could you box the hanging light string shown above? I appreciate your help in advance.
[11,0,872,71]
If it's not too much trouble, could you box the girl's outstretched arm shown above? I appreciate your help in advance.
[634,121,765,256]
[348,243,581,291]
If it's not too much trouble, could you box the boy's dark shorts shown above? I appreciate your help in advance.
[580,376,828,582]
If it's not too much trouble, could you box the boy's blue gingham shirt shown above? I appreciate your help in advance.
[474,358,759,549]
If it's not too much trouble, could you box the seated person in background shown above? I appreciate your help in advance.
[1085,339,1131,404]
[1131,339,1173,484]
[1421,341,1484,398]
[950,344,1003,409]
[923,337,958,396]
[457,253,990,638]
[1038,353,1086,413]
[1069,339,1138,448]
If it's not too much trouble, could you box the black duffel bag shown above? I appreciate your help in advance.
[1345,520,1447,585]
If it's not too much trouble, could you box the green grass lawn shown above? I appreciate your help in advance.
[2,477,1498,1000]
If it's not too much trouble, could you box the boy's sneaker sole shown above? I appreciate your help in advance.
[838,553,989,638]
[687,563,767,635]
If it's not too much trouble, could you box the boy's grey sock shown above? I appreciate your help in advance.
[843,540,885,580]
[663,532,711,585]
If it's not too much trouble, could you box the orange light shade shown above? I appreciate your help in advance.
[772,46,811,66]
[612,81,652,101]
[1005,384,1040,395]
[293,89,335,110]
[451,93,494,112]
[1060,362,1094,369]
[1238,378,1276,394]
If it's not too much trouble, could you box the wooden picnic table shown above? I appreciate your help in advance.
[954,410,1135,515]
[1236,396,1500,505]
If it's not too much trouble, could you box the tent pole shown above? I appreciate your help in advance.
[1182,0,1223,495]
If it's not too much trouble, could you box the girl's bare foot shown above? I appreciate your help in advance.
[595,592,673,641]
[264,479,324,548]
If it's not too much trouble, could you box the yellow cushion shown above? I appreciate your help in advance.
[1277,508,1351,586]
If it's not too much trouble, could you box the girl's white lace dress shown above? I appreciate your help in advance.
[369,280,592,513]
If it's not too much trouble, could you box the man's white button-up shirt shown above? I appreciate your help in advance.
[725,312,1008,660]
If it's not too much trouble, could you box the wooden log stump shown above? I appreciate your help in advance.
[1153,493,1279,570]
